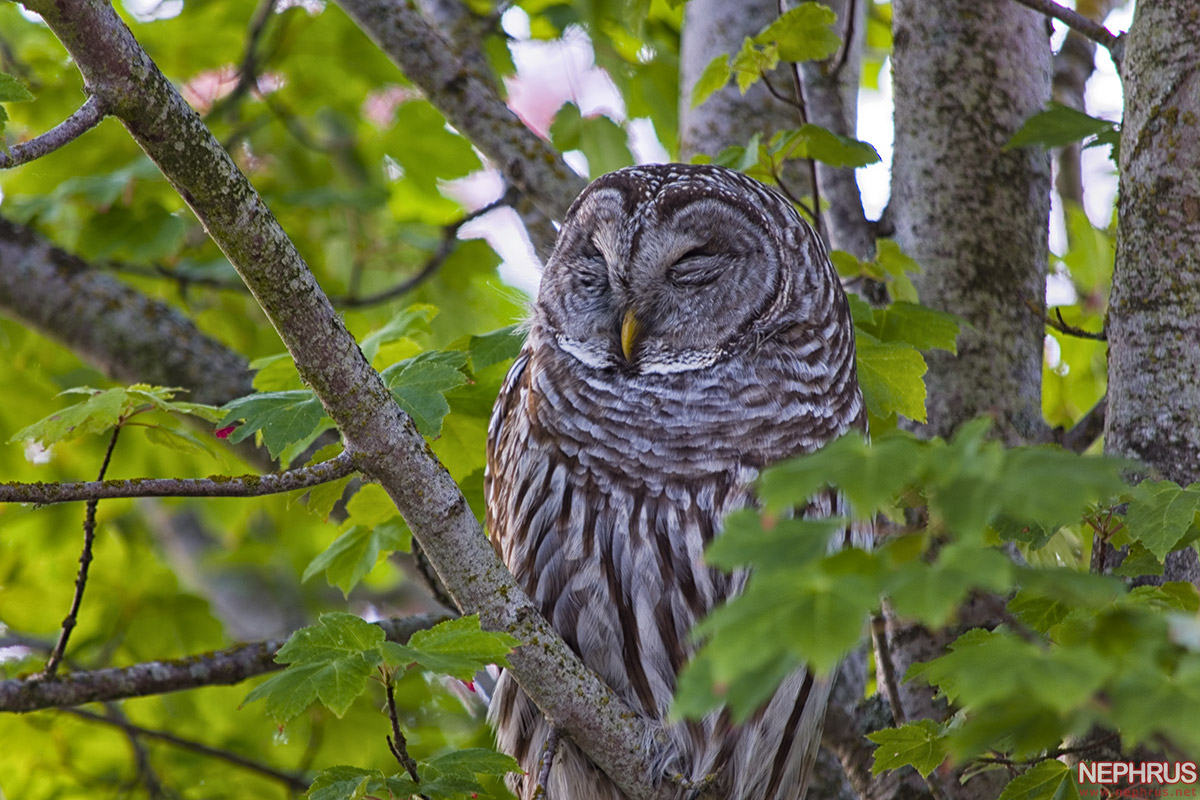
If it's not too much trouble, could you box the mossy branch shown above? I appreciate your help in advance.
[0,450,358,505]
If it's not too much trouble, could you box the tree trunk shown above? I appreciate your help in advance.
[1105,0,1200,584]
[885,4,1053,797]
[890,0,1052,444]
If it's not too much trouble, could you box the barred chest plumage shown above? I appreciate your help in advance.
[484,162,864,800]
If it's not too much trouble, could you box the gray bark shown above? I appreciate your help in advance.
[0,216,252,407]
[1105,0,1200,584]
[890,0,1052,444]
[22,2,679,797]
[885,5,1053,799]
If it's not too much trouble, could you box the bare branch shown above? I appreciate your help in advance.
[1045,307,1106,341]
[65,707,310,792]
[1008,0,1124,66]
[0,450,358,506]
[385,678,422,784]
[40,426,123,678]
[0,614,445,714]
[333,0,585,221]
[0,95,107,169]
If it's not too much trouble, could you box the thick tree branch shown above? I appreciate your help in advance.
[0,216,253,407]
[20,3,678,797]
[0,614,444,714]
[0,450,358,505]
[65,707,310,792]
[0,94,107,169]
[1008,0,1124,66]
[332,0,585,221]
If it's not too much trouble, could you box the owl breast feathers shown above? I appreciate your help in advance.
[485,163,865,800]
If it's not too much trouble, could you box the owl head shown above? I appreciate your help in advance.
[533,163,831,375]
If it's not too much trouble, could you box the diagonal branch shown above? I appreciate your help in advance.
[0,449,358,505]
[20,2,678,797]
[0,216,253,407]
[331,0,585,221]
[0,615,445,714]
[1008,0,1124,66]
[0,94,107,169]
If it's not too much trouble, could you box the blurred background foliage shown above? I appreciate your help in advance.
[0,0,1147,798]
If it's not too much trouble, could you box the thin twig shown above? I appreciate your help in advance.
[104,704,170,799]
[332,188,518,308]
[40,426,122,678]
[1008,0,1123,66]
[99,259,249,295]
[535,726,562,798]
[1,614,447,713]
[871,614,906,726]
[770,165,818,224]
[777,0,824,239]
[65,707,310,791]
[830,0,857,77]
[385,679,423,786]
[758,71,805,111]
[1046,307,1106,340]
[973,732,1121,768]
[0,449,358,506]
[207,0,279,120]
[0,95,107,169]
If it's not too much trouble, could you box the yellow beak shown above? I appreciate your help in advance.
[620,308,641,362]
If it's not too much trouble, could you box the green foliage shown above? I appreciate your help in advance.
[770,124,881,168]
[866,719,948,778]
[244,613,518,725]
[1122,479,1200,561]
[383,616,521,681]
[0,70,33,141]
[691,54,732,108]
[306,749,521,800]
[549,102,634,177]
[680,422,1200,768]
[692,2,840,106]
[220,389,328,461]
[382,351,470,437]
[753,3,841,62]
[1005,102,1118,152]
[996,760,1079,800]
[834,247,963,428]
[244,613,388,722]
[8,384,223,465]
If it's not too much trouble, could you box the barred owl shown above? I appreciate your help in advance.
[485,163,865,800]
